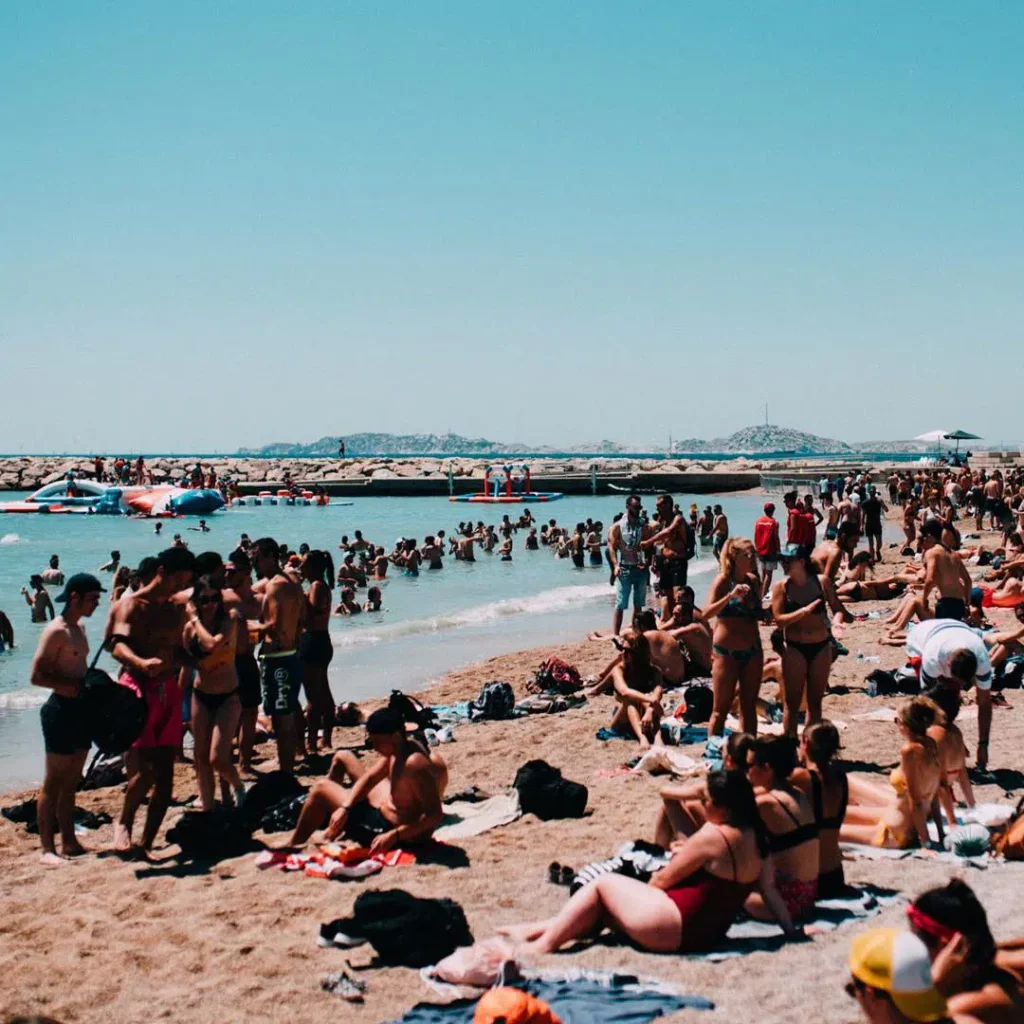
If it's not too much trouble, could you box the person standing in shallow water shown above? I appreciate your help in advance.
[30,573,104,865]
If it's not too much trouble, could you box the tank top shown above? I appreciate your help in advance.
[618,517,644,569]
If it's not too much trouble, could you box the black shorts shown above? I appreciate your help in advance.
[259,653,303,717]
[40,693,91,756]
[235,653,262,710]
[345,802,392,845]
[299,629,334,668]
[986,497,1002,515]
[865,521,882,539]
[657,556,689,591]
[935,597,966,622]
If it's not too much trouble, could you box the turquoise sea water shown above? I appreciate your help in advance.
[0,490,769,789]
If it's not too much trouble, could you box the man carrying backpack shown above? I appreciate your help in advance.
[30,573,105,864]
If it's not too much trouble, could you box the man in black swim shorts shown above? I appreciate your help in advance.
[30,573,105,863]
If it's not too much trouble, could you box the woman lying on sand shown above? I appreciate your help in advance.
[841,697,946,849]
[498,770,798,955]
[836,552,915,602]
[909,879,1024,1023]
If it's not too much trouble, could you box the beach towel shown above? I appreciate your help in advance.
[839,842,991,870]
[630,747,698,777]
[434,792,522,842]
[516,693,586,716]
[397,971,712,1022]
[686,885,904,962]
[596,726,634,742]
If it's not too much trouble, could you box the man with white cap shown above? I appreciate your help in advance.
[30,572,105,864]
[847,927,953,1022]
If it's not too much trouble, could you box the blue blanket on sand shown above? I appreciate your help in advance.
[393,972,713,1022]
[688,885,903,961]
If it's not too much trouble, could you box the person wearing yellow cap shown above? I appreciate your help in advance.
[847,928,950,1022]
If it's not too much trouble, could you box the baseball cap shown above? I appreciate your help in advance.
[763,502,776,513]
[54,573,106,603]
[849,928,947,1022]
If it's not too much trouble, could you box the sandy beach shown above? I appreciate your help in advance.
[3,536,1024,1024]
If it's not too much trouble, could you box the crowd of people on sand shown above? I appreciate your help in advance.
[11,460,1024,1022]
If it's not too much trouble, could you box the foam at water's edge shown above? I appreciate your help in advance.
[0,533,21,545]
[332,559,717,648]
[0,690,47,710]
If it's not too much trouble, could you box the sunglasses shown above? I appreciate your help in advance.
[844,976,867,999]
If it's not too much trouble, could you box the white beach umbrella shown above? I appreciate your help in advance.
[914,429,950,443]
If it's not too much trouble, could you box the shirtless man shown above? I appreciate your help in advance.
[250,537,306,774]
[23,576,55,623]
[984,473,1004,530]
[286,707,446,852]
[369,546,389,580]
[110,546,196,852]
[641,494,691,621]
[812,522,859,583]
[40,554,65,587]
[99,550,121,573]
[921,519,971,621]
[224,548,263,772]
[420,536,444,570]
[712,505,729,561]
[30,574,104,864]
[456,534,476,562]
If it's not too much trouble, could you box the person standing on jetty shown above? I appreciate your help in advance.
[607,494,653,636]
[110,547,196,854]
[250,537,306,773]
[30,573,104,865]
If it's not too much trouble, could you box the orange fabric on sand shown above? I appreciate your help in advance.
[473,987,561,1024]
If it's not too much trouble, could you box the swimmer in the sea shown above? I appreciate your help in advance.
[335,586,362,615]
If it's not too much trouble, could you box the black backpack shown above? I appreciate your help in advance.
[165,807,255,861]
[338,889,474,968]
[682,684,713,723]
[388,690,438,731]
[514,760,588,821]
[468,681,516,721]
[82,662,146,755]
[237,770,307,830]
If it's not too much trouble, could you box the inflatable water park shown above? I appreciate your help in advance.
[0,480,225,516]
[231,490,352,507]
[450,465,563,503]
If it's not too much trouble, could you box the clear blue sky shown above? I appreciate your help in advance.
[2,3,1022,453]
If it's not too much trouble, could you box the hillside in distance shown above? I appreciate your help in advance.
[237,433,634,457]
[673,424,853,454]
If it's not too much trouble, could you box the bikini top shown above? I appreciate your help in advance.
[783,575,825,615]
[764,793,819,853]
[810,771,849,831]
[720,577,763,620]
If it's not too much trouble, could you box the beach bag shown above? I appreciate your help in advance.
[994,658,1024,691]
[865,670,899,697]
[340,889,474,968]
[682,684,713,723]
[237,770,306,830]
[165,807,255,861]
[994,797,1024,860]
[468,681,516,722]
[432,938,520,987]
[79,752,126,791]
[82,660,146,754]
[529,657,583,695]
[514,760,588,821]
[388,690,438,731]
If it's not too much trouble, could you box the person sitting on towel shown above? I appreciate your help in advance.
[285,707,448,853]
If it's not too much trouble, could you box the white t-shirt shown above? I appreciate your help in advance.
[906,619,991,691]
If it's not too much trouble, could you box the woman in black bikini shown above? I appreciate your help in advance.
[185,574,245,810]
[704,538,763,737]
[791,720,849,898]
[770,545,850,737]
[300,550,337,753]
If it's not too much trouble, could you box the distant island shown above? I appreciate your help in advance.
[237,426,960,458]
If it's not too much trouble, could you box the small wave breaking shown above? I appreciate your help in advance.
[0,689,47,711]
[1,533,22,545]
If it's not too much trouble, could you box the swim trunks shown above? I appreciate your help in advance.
[657,555,689,590]
[345,802,393,845]
[235,653,262,710]
[119,670,183,749]
[615,566,648,611]
[934,597,966,622]
[259,651,303,716]
[299,629,334,668]
[40,692,91,756]
[825,527,838,541]
[712,534,726,558]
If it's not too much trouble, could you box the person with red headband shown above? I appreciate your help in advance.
[908,879,1024,1023]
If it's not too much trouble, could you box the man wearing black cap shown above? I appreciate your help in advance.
[30,572,105,865]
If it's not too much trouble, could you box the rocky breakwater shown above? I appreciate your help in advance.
[0,456,765,493]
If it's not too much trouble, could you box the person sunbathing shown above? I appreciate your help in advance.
[498,770,797,955]
[986,604,1024,673]
[840,697,946,850]
[607,629,664,747]
[654,732,755,847]
[909,879,1024,1024]
[790,721,849,898]
[285,707,447,853]
[837,553,912,602]
[743,736,820,923]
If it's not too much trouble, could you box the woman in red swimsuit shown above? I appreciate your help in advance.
[499,771,793,955]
